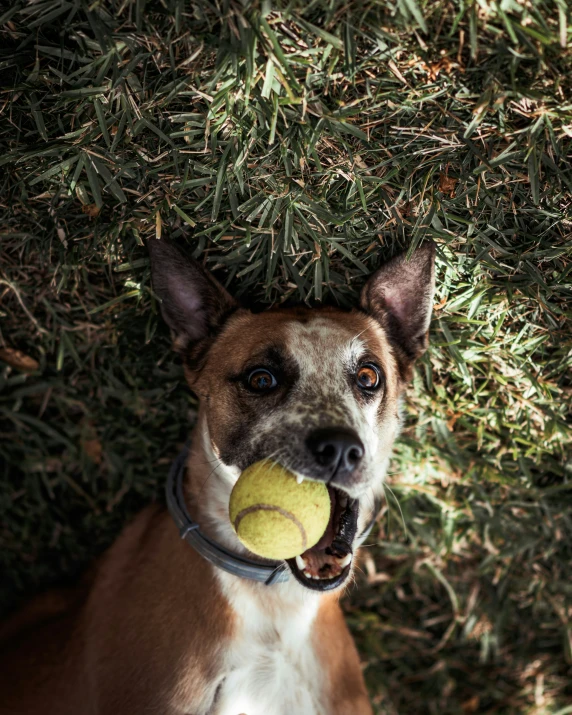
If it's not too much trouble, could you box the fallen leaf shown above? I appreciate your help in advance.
[156,210,162,239]
[439,173,458,197]
[420,57,461,81]
[461,695,480,713]
[83,438,103,464]
[399,201,413,217]
[82,203,101,217]
[0,347,39,372]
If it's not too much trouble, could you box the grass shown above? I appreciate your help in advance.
[1,0,571,712]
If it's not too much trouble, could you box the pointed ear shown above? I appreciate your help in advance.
[147,238,238,356]
[360,242,436,375]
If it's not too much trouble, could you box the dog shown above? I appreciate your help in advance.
[0,238,435,715]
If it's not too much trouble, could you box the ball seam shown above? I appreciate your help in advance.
[233,504,308,552]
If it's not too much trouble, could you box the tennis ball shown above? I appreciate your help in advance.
[229,461,330,560]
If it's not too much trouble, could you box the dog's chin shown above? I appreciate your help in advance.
[287,486,360,593]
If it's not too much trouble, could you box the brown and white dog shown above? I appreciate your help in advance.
[0,239,435,715]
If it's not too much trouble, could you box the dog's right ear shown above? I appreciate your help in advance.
[360,241,435,379]
[147,238,238,355]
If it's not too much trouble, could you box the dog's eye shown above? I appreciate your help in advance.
[356,364,381,391]
[247,369,277,392]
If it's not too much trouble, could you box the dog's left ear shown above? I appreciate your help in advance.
[147,238,238,354]
[361,242,436,373]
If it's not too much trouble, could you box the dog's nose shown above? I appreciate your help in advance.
[306,427,364,476]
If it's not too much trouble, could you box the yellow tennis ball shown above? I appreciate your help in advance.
[229,461,331,560]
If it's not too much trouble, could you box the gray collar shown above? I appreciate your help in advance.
[166,443,379,586]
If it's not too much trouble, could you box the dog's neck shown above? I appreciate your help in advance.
[185,407,252,558]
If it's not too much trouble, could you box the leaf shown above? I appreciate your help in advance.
[172,204,197,227]
[327,118,368,142]
[258,15,301,92]
[401,0,427,33]
[89,290,140,315]
[0,347,39,372]
[83,437,102,464]
[211,142,233,221]
[81,203,101,217]
[94,98,111,147]
[90,155,127,203]
[297,18,343,49]
[28,155,79,186]
[84,156,103,208]
[261,57,275,99]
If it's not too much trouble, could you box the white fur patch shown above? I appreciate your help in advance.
[281,318,398,502]
[212,571,328,715]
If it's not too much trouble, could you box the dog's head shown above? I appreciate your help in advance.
[149,239,435,592]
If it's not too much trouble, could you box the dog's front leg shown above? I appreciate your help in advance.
[314,596,373,715]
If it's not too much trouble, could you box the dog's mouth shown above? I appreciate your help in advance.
[287,486,359,592]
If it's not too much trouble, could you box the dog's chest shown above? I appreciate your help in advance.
[211,576,328,715]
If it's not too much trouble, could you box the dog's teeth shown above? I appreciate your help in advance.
[303,571,313,579]
[339,553,352,568]
[295,555,307,571]
[296,474,304,485]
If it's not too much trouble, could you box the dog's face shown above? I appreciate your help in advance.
[194,307,399,493]
[149,240,435,592]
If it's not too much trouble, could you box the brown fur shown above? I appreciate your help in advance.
[0,504,371,714]
[314,595,373,714]
[0,507,232,714]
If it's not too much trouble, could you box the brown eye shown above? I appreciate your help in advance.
[247,369,277,392]
[356,364,381,391]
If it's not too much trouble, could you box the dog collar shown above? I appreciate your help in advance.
[166,443,380,586]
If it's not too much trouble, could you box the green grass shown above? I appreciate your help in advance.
[1,1,571,712]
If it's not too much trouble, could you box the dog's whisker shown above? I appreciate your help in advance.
[382,482,408,534]
[191,457,224,466]
[196,463,225,498]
